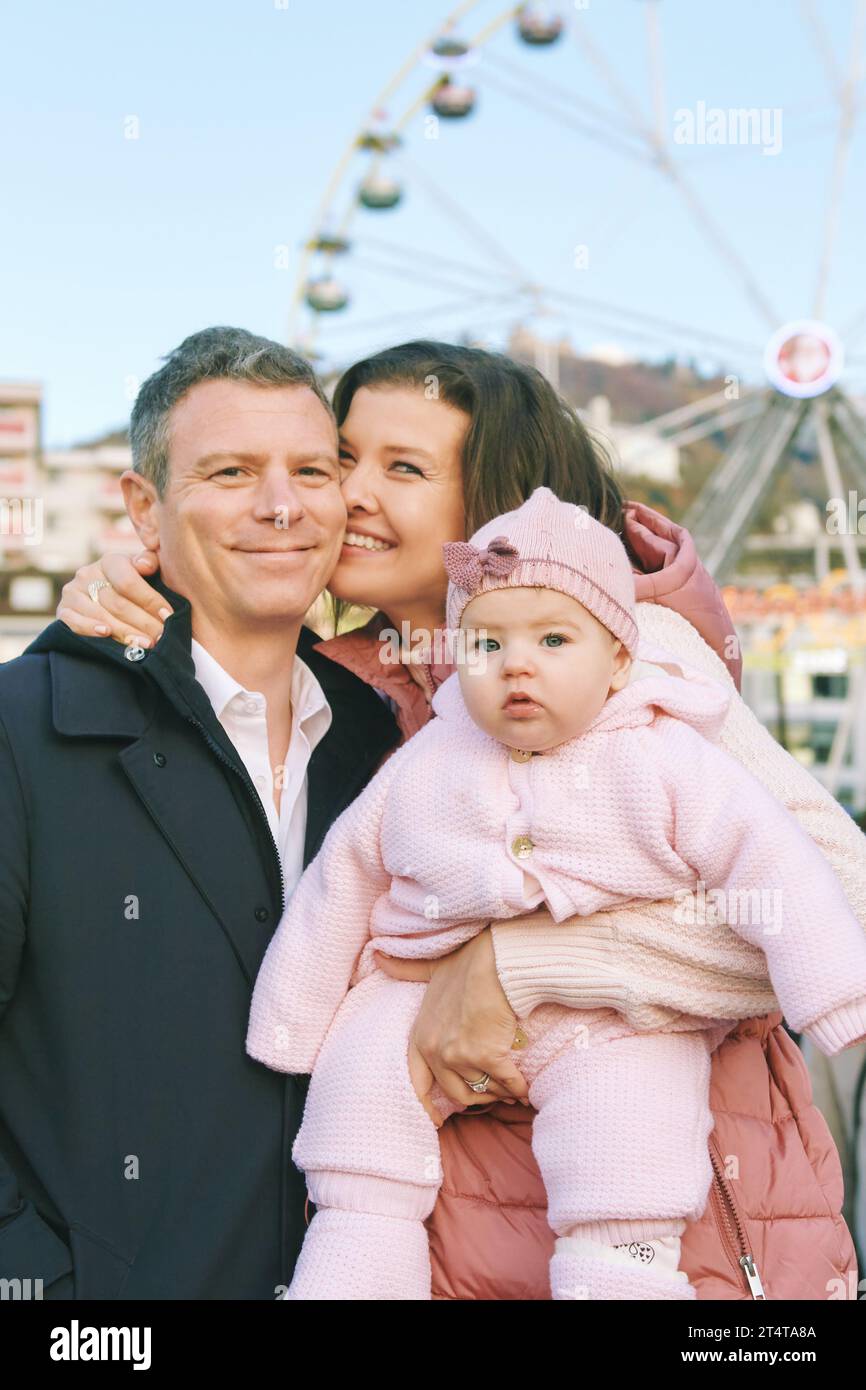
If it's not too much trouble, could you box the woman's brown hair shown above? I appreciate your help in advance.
[333,339,635,537]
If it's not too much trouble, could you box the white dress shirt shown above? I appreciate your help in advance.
[190,638,332,903]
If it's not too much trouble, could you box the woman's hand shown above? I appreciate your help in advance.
[57,550,171,648]
[375,928,530,1127]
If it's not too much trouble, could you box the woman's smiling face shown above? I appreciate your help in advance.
[329,385,468,629]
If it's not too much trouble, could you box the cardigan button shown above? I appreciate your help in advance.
[124,645,147,662]
[255,906,269,923]
[511,834,534,860]
[153,752,166,768]
[509,746,533,763]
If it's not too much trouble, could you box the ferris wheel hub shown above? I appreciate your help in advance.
[763,320,844,399]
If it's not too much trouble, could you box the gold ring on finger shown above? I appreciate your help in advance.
[465,1072,491,1094]
[88,579,112,606]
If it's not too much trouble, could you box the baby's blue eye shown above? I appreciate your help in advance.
[541,633,566,647]
[475,637,500,652]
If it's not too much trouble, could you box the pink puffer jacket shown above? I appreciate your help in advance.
[313,500,859,1300]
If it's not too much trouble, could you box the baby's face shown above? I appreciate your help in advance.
[457,586,632,753]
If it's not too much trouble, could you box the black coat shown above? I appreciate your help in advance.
[0,576,400,1299]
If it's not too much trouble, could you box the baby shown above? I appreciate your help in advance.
[246,486,866,1301]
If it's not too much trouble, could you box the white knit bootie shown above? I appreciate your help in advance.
[285,1208,432,1301]
[550,1238,697,1301]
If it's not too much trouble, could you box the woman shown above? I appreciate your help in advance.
[57,340,863,1300]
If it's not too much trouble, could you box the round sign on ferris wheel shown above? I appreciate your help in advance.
[763,320,845,399]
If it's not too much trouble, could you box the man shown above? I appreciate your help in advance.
[0,327,400,1298]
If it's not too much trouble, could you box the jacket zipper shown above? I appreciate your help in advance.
[419,663,436,699]
[182,709,295,1282]
[708,1139,766,1299]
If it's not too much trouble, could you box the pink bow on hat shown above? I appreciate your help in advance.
[442,535,520,591]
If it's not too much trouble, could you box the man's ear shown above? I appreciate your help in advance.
[120,470,161,553]
[609,639,632,693]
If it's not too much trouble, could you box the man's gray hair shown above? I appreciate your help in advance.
[129,326,333,496]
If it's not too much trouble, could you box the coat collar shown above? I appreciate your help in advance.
[26,573,402,870]
[28,573,328,742]
[299,623,402,863]
[28,576,241,764]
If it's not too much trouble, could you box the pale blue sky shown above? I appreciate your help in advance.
[1,0,864,445]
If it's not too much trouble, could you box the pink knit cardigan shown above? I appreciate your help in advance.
[247,639,866,1078]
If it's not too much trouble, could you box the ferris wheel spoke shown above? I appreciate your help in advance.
[546,283,763,361]
[483,48,625,130]
[813,0,866,318]
[480,48,650,153]
[393,147,532,280]
[682,398,779,536]
[478,68,651,162]
[815,399,866,592]
[571,7,659,146]
[355,233,526,289]
[616,397,765,477]
[316,285,756,363]
[350,250,522,299]
[828,396,866,495]
[655,164,781,330]
[311,290,526,340]
[645,0,667,151]
[842,305,866,348]
[835,388,866,431]
[665,397,768,449]
[831,390,866,465]
[571,8,782,330]
[554,309,739,357]
[696,400,806,579]
[800,0,846,101]
[637,387,760,435]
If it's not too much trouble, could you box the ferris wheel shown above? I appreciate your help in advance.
[289,0,866,595]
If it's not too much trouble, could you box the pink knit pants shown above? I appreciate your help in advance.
[286,972,716,1300]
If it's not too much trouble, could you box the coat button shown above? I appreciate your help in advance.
[511,834,534,859]
[255,907,269,923]
[125,645,147,662]
[153,752,166,767]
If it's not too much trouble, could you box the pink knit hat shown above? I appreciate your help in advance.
[443,486,639,657]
